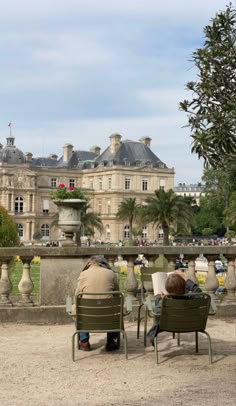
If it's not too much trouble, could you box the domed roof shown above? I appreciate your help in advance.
[0,136,25,164]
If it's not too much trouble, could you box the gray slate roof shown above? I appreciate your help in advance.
[0,146,25,164]
[96,140,167,168]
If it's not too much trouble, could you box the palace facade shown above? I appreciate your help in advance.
[0,133,174,244]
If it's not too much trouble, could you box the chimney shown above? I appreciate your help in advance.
[25,152,33,161]
[90,146,101,156]
[63,144,73,162]
[109,133,121,154]
[139,137,152,147]
[48,154,58,160]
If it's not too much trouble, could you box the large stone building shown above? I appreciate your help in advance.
[174,183,205,205]
[0,133,174,244]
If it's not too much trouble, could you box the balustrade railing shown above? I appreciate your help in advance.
[0,246,235,310]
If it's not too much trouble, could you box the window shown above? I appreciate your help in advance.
[99,178,102,190]
[98,200,102,214]
[43,199,49,214]
[8,194,12,211]
[29,194,33,212]
[41,224,49,237]
[160,179,165,190]
[15,197,23,213]
[142,179,148,191]
[108,177,112,189]
[124,225,130,239]
[51,178,57,188]
[106,224,110,240]
[89,178,94,189]
[125,178,130,190]
[69,179,75,188]
[107,200,111,214]
[142,226,148,240]
[17,224,24,237]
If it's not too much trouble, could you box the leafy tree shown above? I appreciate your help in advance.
[224,190,236,227]
[0,206,20,247]
[144,189,192,245]
[32,230,42,241]
[180,3,236,168]
[76,201,104,246]
[116,198,140,240]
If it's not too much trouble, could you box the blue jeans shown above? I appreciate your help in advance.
[80,332,119,343]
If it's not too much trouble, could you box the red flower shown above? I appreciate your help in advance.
[58,183,65,188]
[68,186,74,191]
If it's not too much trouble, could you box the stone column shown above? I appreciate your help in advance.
[124,256,138,300]
[17,258,34,306]
[224,256,236,298]
[0,261,13,306]
[185,255,198,283]
[165,255,176,271]
[204,255,219,294]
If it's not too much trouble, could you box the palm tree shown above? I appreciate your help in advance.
[76,201,104,246]
[144,189,192,245]
[116,198,140,240]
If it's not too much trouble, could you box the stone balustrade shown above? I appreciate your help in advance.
[0,245,235,322]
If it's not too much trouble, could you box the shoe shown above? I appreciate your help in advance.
[105,341,119,352]
[79,341,91,351]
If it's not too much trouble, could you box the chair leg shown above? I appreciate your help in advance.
[122,330,128,360]
[195,331,199,353]
[144,309,148,347]
[177,333,180,347]
[201,331,213,364]
[72,332,78,362]
[137,303,143,339]
[154,336,158,364]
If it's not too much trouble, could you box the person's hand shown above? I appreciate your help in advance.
[174,269,188,281]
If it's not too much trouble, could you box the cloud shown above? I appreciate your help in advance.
[0,0,228,186]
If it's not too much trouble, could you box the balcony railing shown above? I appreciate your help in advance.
[0,246,235,322]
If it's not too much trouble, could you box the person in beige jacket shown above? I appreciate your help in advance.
[74,255,120,352]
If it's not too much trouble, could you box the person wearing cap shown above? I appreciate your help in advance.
[74,255,120,352]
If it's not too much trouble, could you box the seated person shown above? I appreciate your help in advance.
[74,255,120,352]
[148,270,202,345]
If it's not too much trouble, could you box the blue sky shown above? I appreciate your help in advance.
[0,0,231,184]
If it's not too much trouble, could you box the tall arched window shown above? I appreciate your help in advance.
[142,226,148,240]
[106,224,110,240]
[15,197,23,213]
[41,224,49,237]
[124,225,130,239]
[17,224,24,237]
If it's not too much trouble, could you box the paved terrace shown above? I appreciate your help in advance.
[1,317,235,406]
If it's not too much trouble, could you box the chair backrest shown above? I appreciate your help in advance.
[75,291,124,332]
[159,293,211,333]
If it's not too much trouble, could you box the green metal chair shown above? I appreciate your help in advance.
[153,293,213,364]
[137,267,167,346]
[72,291,129,361]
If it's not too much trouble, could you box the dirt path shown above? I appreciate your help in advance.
[0,318,235,406]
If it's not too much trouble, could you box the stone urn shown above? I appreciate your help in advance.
[53,199,85,246]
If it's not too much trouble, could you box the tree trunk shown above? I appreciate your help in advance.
[162,224,169,246]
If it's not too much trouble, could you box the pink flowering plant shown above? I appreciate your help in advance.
[49,183,85,200]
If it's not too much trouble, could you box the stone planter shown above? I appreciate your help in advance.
[53,199,85,246]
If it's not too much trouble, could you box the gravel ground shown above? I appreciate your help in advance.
[0,318,236,406]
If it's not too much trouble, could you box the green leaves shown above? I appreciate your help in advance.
[0,206,20,247]
[180,3,236,168]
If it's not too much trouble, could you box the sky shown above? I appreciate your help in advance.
[0,0,232,185]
